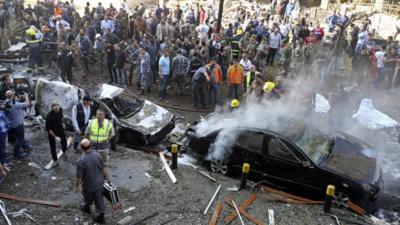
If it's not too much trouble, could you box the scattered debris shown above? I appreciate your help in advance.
[5,42,26,52]
[50,176,57,180]
[329,214,341,225]
[0,200,12,225]
[208,201,223,225]
[160,217,177,225]
[232,200,245,225]
[144,172,153,179]
[224,194,257,223]
[226,187,240,192]
[117,215,133,225]
[44,137,73,170]
[8,208,36,223]
[159,152,177,183]
[183,161,217,183]
[203,184,222,215]
[123,206,136,213]
[28,162,40,169]
[225,196,266,225]
[314,93,331,113]
[268,209,275,225]
[0,193,61,208]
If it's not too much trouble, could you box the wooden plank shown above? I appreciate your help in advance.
[225,196,266,225]
[0,192,61,207]
[159,152,177,184]
[259,184,323,203]
[347,201,366,215]
[224,194,257,223]
[268,209,275,225]
[208,201,223,225]
[203,184,222,215]
[44,137,73,170]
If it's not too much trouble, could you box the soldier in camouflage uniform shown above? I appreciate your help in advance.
[303,41,317,77]
[254,37,268,70]
[171,50,190,96]
[239,32,250,53]
[246,35,258,60]
[279,40,292,77]
[125,40,140,86]
[138,47,152,95]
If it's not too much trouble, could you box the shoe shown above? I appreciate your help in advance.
[14,152,28,159]
[80,204,92,214]
[51,161,59,168]
[93,213,105,224]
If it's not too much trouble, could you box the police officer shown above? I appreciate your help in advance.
[192,65,210,109]
[75,139,108,224]
[138,46,152,95]
[171,50,190,96]
[84,108,114,170]
[25,25,44,74]
[71,95,94,152]
[57,43,74,83]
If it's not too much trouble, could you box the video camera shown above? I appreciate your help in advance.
[0,99,14,115]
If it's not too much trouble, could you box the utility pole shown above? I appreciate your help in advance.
[216,0,225,33]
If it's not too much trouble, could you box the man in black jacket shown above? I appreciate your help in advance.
[71,95,94,152]
[58,43,74,83]
[45,101,67,168]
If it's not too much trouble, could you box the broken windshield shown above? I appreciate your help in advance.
[281,121,331,164]
[102,95,143,118]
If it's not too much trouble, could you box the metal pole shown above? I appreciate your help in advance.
[216,0,225,33]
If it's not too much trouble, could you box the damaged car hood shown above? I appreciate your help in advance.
[320,133,379,183]
[120,100,174,136]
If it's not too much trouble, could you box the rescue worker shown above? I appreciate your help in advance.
[262,81,276,99]
[245,66,261,91]
[138,46,152,95]
[227,59,244,99]
[192,65,210,109]
[72,95,94,152]
[45,101,67,168]
[75,139,108,224]
[25,25,44,74]
[85,108,114,172]
[230,99,240,111]
[208,60,223,106]
[171,49,190,96]
[57,43,74,83]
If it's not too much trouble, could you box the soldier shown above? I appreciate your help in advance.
[171,50,190,96]
[125,41,140,87]
[279,40,292,77]
[246,35,258,60]
[138,47,152,95]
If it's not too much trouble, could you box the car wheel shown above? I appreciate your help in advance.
[334,192,350,208]
[209,160,229,175]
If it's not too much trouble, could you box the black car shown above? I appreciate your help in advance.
[187,119,383,209]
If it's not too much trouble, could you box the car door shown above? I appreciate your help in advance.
[262,135,322,193]
[228,131,266,180]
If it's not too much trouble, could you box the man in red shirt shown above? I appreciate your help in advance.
[313,24,325,41]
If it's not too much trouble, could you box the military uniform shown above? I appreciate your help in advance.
[171,53,190,96]
[139,52,152,93]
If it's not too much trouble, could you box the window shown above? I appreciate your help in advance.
[268,138,298,162]
[236,132,264,152]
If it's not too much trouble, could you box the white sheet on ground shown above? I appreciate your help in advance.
[314,93,331,113]
[352,98,399,130]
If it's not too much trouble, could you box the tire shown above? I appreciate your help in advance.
[209,160,230,175]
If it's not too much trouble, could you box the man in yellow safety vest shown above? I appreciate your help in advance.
[85,108,114,167]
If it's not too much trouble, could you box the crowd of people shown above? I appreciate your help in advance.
[0,0,400,223]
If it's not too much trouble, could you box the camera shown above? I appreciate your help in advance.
[0,100,13,115]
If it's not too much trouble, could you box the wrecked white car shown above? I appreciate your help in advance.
[35,79,175,148]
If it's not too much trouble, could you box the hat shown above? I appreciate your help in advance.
[95,33,101,39]
[263,81,276,93]
[83,95,92,101]
[230,99,240,108]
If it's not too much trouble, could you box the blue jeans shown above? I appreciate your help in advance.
[208,83,221,105]
[115,68,127,85]
[10,124,26,157]
[374,67,387,88]
[158,75,169,99]
[0,132,8,164]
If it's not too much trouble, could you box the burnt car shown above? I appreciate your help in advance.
[35,79,175,147]
[187,119,383,208]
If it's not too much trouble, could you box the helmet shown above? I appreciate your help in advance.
[263,81,276,93]
[230,99,240,108]
[26,27,36,36]
[95,33,102,39]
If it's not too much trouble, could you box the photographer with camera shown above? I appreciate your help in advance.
[5,90,32,159]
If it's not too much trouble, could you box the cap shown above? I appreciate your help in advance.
[95,33,101,39]
[51,100,60,107]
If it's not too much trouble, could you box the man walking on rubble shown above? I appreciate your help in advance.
[72,95,94,152]
[75,138,109,224]
[171,49,190,96]
[45,101,67,168]
[85,108,114,172]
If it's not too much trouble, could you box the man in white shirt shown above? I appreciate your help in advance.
[240,53,253,91]
[71,95,94,152]
[373,45,387,88]
[266,27,282,66]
